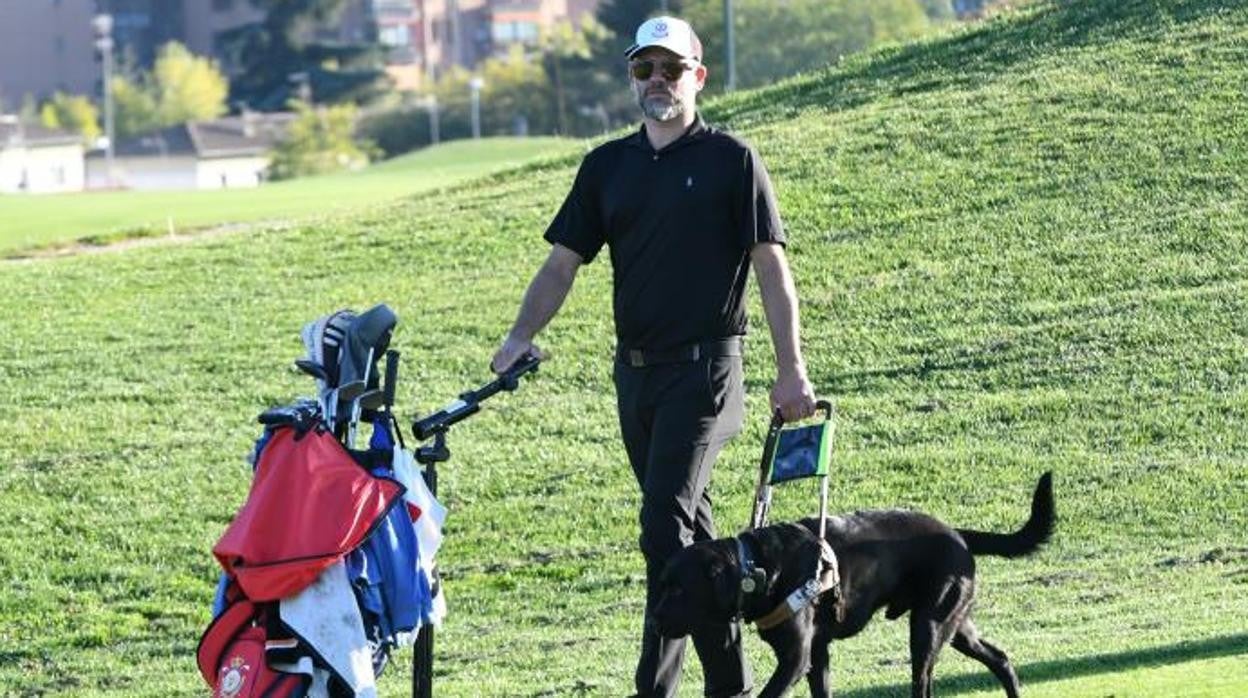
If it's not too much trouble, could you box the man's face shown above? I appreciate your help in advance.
[629,47,707,123]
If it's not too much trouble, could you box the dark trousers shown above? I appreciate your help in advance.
[614,351,752,698]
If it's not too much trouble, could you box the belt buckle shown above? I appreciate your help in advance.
[629,349,645,368]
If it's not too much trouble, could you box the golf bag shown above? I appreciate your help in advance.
[200,305,447,697]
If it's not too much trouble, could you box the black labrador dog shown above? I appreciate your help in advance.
[653,472,1054,698]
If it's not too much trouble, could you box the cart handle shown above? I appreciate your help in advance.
[770,399,834,429]
[411,354,540,441]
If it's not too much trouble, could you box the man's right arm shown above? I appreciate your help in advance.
[491,243,584,373]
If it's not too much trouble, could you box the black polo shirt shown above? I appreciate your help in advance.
[544,114,785,351]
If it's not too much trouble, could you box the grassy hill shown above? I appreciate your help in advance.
[0,0,1245,695]
[0,137,576,256]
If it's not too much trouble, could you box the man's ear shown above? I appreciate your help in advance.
[695,64,708,91]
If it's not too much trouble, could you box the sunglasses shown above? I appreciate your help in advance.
[629,58,697,82]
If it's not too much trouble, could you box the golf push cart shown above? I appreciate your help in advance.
[198,303,538,698]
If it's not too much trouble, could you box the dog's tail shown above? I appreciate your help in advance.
[957,472,1054,559]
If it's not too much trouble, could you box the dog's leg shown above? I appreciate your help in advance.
[805,626,834,698]
[951,619,1020,698]
[757,619,813,698]
[909,581,970,698]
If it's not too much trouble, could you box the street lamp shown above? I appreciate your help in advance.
[421,94,440,145]
[468,76,484,139]
[724,0,737,92]
[92,13,115,186]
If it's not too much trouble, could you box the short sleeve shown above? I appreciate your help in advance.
[544,156,606,264]
[739,146,786,248]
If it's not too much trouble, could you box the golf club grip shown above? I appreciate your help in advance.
[383,350,399,408]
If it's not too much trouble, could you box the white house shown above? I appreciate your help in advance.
[87,113,295,191]
[0,117,86,194]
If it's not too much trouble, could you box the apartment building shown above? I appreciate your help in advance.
[0,0,601,104]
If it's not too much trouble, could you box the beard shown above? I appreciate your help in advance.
[638,89,686,122]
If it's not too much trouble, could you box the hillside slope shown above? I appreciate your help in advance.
[0,0,1244,695]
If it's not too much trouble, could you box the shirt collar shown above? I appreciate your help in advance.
[629,113,709,154]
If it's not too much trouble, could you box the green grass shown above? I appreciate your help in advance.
[0,136,578,255]
[1,0,1246,695]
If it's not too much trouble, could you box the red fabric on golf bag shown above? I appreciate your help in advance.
[213,426,403,601]
[197,597,307,697]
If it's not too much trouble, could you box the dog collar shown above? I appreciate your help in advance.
[735,537,757,592]
[734,535,767,621]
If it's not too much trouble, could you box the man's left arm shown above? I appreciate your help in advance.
[751,242,817,423]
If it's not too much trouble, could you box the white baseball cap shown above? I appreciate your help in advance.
[625,16,703,62]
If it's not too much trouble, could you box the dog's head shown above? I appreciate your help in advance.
[651,524,837,638]
[651,540,744,638]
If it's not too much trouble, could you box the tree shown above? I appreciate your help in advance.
[109,42,228,137]
[152,42,229,125]
[919,0,957,21]
[112,75,161,138]
[222,0,388,110]
[39,93,101,145]
[683,0,932,92]
[540,18,612,135]
[595,0,685,56]
[269,100,374,179]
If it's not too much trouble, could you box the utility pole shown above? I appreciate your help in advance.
[92,14,116,186]
[425,94,440,145]
[724,0,737,91]
[469,77,484,139]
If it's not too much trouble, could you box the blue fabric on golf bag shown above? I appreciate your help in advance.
[349,463,423,650]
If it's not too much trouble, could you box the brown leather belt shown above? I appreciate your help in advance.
[616,337,743,368]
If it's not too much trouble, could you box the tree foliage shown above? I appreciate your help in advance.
[222,0,388,110]
[683,0,932,92]
[112,76,161,138]
[269,101,374,179]
[111,42,228,137]
[38,93,101,145]
[151,42,229,125]
[919,0,957,21]
[359,46,555,156]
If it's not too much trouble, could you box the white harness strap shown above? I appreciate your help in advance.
[753,540,839,631]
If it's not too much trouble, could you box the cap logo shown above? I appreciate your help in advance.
[652,21,669,38]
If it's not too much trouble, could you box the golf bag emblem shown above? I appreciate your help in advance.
[217,656,250,698]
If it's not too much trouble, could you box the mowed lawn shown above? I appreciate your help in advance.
[0,0,1246,696]
[0,136,577,255]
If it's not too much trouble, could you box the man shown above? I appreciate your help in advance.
[491,16,816,697]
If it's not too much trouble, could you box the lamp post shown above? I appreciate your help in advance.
[468,76,484,139]
[724,0,737,92]
[423,94,440,145]
[92,13,115,186]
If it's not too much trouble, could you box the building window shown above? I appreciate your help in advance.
[491,21,538,44]
[379,24,411,47]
